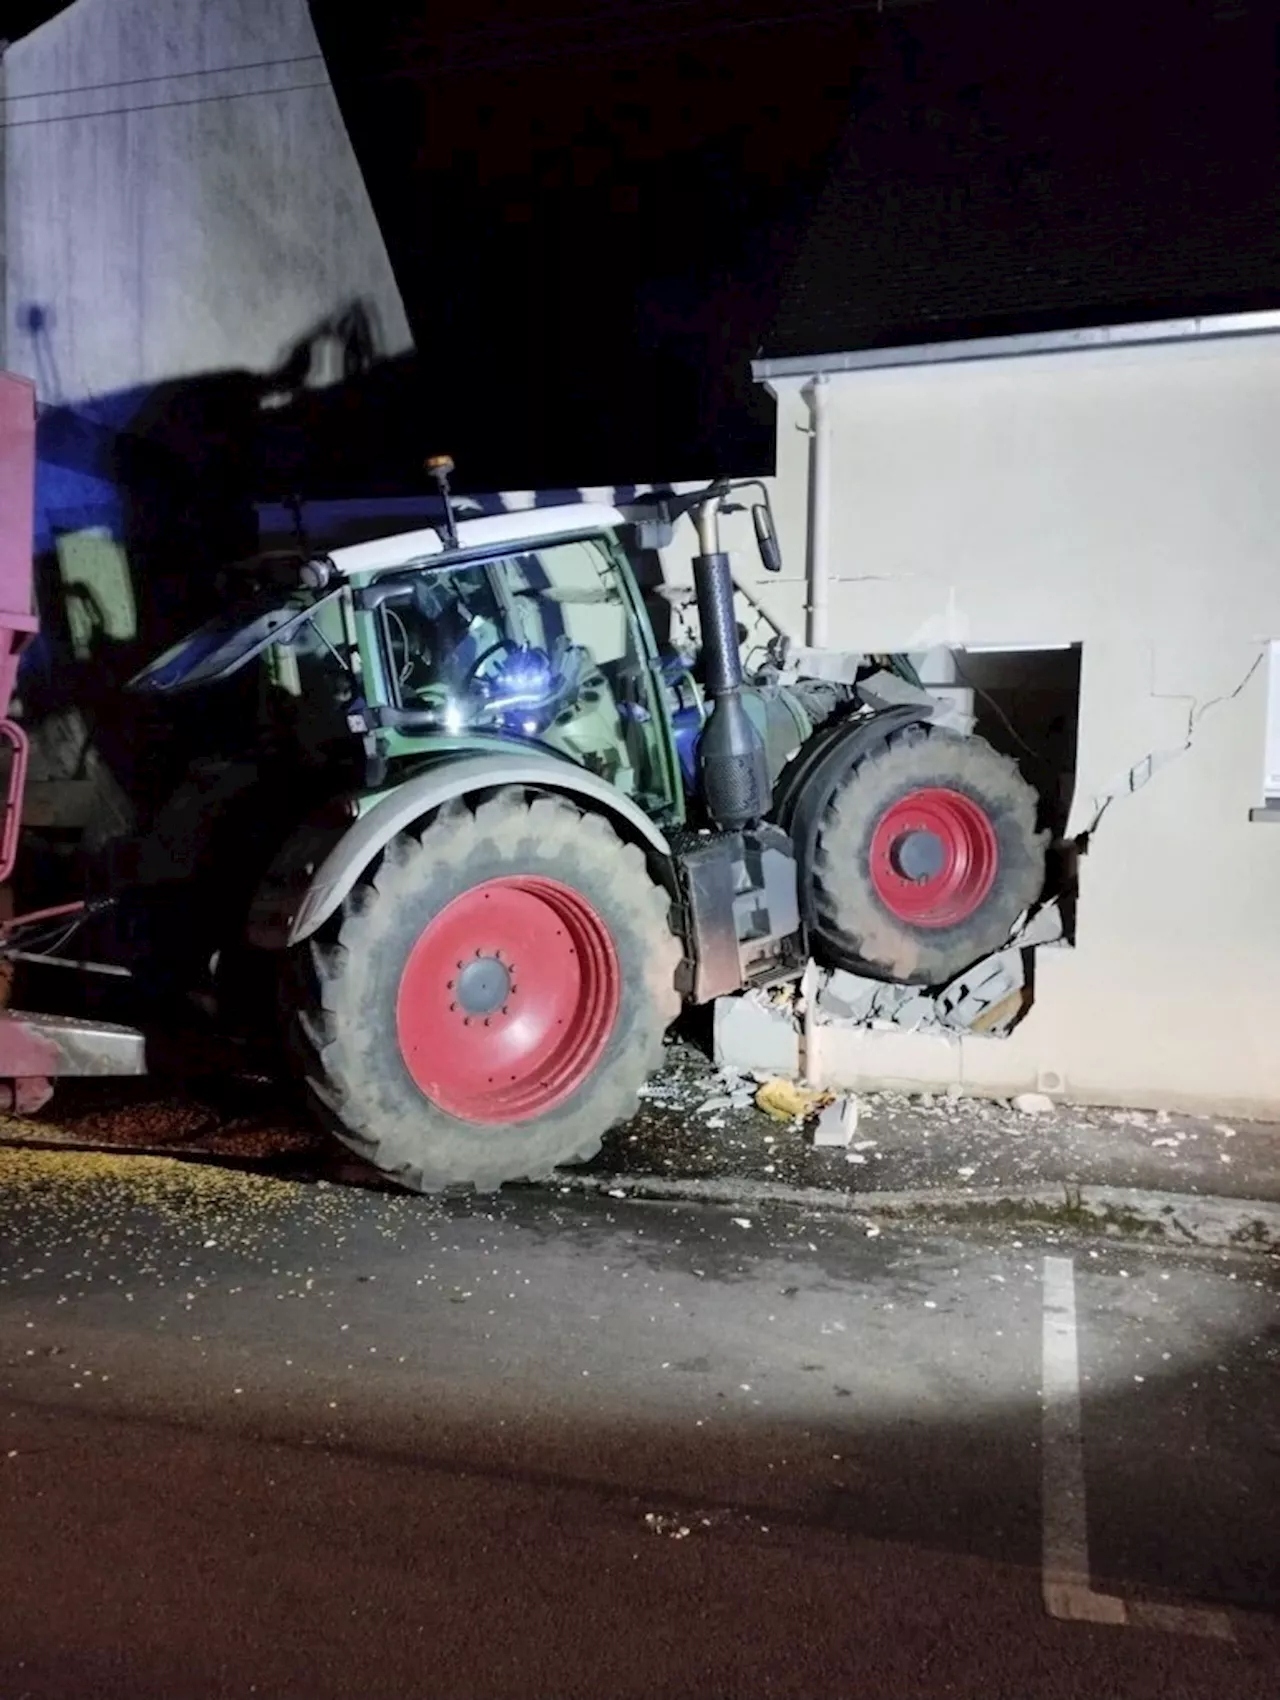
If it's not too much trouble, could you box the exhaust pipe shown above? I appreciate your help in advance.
[692,497,770,830]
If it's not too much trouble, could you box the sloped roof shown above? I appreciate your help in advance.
[763,1,1280,361]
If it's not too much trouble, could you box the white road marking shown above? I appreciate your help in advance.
[1040,1254,1233,1641]
[1041,1256,1124,1623]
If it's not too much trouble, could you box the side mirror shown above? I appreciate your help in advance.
[752,503,782,573]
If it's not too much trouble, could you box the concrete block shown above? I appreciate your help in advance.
[713,993,799,1077]
[812,1094,859,1147]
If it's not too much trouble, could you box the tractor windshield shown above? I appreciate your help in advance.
[373,535,674,809]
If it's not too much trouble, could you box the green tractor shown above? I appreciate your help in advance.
[127,471,1045,1190]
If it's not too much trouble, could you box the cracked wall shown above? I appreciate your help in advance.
[732,333,1280,1116]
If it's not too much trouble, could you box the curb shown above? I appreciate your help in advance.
[562,1173,1280,1252]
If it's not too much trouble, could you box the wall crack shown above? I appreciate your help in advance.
[1083,648,1264,838]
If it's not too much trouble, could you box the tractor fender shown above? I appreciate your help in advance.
[772,704,929,928]
[247,753,673,950]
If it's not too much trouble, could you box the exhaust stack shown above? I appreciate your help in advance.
[691,496,770,830]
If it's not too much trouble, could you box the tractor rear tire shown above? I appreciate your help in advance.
[283,791,681,1192]
[811,724,1046,986]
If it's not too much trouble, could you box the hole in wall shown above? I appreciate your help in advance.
[920,642,1083,946]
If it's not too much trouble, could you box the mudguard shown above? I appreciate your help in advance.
[247,753,673,950]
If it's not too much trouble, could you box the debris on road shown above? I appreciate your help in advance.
[813,1095,860,1148]
[1012,1092,1057,1115]
[1,1037,1274,1246]
[644,1513,691,1539]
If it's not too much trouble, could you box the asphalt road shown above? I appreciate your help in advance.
[0,1145,1276,1699]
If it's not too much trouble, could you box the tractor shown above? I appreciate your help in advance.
[0,372,1046,1189]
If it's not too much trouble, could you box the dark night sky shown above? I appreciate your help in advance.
[302,0,883,490]
[284,1,1279,493]
[769,0,1280,356]
[4,1,76,43]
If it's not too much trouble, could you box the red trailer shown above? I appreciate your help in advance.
[0,371,145,1110]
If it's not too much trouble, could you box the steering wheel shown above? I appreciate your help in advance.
[460,638,521,692]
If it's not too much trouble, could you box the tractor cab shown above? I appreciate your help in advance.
[130,512,690,824]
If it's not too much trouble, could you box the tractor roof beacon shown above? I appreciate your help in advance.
[0,386,1046,1188]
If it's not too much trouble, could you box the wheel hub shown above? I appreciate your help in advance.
[892,828,946,883]
[869,787,999,929]
[454,954,513,1016]
[395,875,621,1124]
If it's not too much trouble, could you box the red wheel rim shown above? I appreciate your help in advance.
[868,787,998,928]
[396,876,621,1124]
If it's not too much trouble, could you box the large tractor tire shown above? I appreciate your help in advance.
[812,723,1046,986]
[284,790,681,1192]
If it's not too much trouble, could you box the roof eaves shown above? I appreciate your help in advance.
[752,309,1280,383]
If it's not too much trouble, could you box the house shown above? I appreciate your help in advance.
[718,1,1280,1117]
[735,316,1280,1115]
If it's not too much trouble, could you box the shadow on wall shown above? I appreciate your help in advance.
[12,300,400,885]
[10,291,690,914]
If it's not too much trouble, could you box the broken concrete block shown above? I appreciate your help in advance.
[890,992,939,1032]
[816,968,880,1024]
[714,993,799,1077]
[812,1094,860,1147]
[780,644,865,686]
[969,989,1026,1035]
[714,1066,756,1109]
[920,683,977,735]
[1011,897,1066,950]
[1012,1091,1057,1115]
[937,949,1025,1033]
